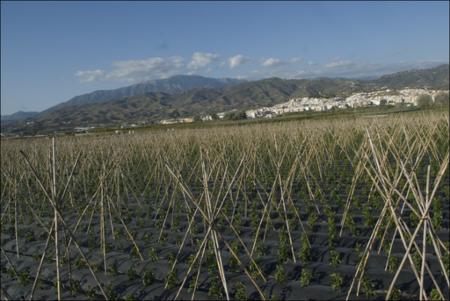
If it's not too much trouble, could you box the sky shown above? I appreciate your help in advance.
[1,1,449,115]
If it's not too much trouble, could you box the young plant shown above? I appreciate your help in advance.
[172,216,180,230]
[208,276,224,298]
[352,197,361,210]
[345,215,358,236]
[248,263,259,280]
[354,242,366,261]
[108,261,119,276]
[187,254,197,268]
[387,255,399,273]
[165,269,178,289]
[330,272,343,291]
[5,267,16,278]
[207,253,218,273]
[148,247,159,262]
[361,277,375,297]
[234,282,247,300]
[409,210,419,228]
[411,250,422,272]
[18,270,30,285]
[254,241,265,257]
[430,288,443,301]
[74,257,86,269]
[105,284,118,301]
[92,262,102,272]
[278,228,289,263]
[274,264,286,283]
[142,270,155,286]
[443,251,449,273]
[25,231,35,242]
[86,286,97,300]
[69,280,82,296]
[143,233,151,241]
[127,267,138,281]
[388,287,402,301]
[432,198,442,231]
[160,232,168,243]
[307,212,318,232]
[250,206,259,230]
[167,252,176,265]
[299,268,312,287]
[289,218,299,231]
[187,277,196,293]
[329,249,341,268]
[327,213,337,248]
[298,233,311,263]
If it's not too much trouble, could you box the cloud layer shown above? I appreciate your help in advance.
[75,53,447,83]
[188,52,220,70]
[262,57,283,67]
[108,56,183,81]
[75,69,105,82]
[228,54,249,69]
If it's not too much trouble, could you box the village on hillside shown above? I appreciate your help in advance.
[157,88,449,124]
[245,88,448,119]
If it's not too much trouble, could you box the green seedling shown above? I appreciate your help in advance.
[330,273,343,291]
[274,264,286,283]
[299,268,312,287]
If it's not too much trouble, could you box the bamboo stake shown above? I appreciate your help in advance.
[51,138,61,301]
[29,221,55,300]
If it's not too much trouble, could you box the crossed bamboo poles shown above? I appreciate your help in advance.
[162,139,319,300]
[17,138,144,300]
[345,126,449,300]
[1,113,448,301]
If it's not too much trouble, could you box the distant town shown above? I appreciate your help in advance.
[159,88,449,125]
[2,87,448,138]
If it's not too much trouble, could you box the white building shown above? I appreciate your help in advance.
[244,89,448,119]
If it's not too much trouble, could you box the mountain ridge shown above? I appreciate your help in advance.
[1,111,39,122]
[42,74,244,113]
[2,64,448,134]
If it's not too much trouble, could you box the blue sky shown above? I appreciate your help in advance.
[1,1,449,114]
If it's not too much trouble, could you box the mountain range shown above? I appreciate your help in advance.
[43,75,244,113]
[1,111,39,122]
[1,64,449,135]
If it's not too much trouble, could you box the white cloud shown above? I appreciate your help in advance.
[228,54,249,69]
[76,53,446,84]
[106,56,184,81]
[188,52,220,70]
[325,60,353,68]
[262,57,283,67]
[76,56,185,83]
[75,69,105,82]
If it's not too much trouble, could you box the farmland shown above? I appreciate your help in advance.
[1,110,449,300]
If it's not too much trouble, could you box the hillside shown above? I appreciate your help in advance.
[373,64,449,89]
[44,75,244,113]
[1,111,39,122]
[2,64,448,135]
[30,78,366,129]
